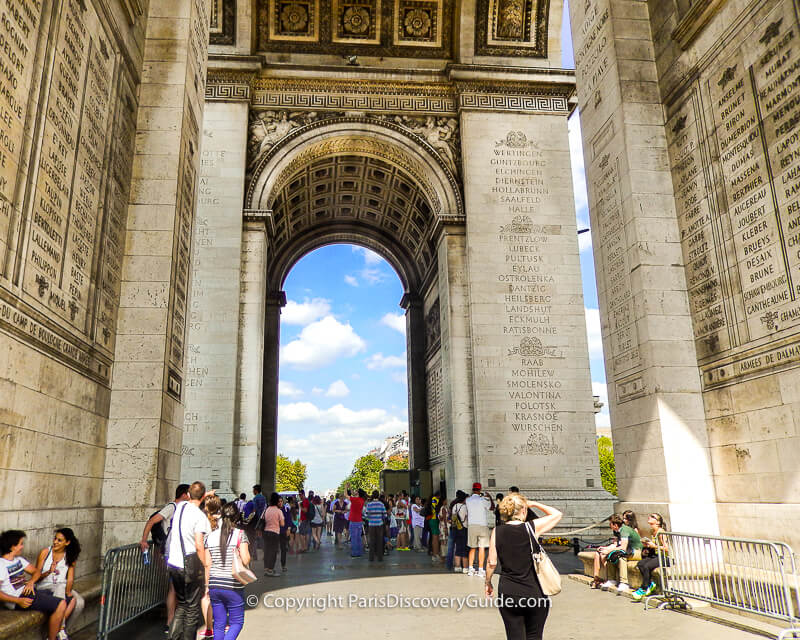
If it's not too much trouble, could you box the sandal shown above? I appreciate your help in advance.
[590,576,603,589]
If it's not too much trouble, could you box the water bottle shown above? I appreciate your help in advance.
[142,548,150,566]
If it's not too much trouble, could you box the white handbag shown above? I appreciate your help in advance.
[525,522,562,596]
[231,529,257,585]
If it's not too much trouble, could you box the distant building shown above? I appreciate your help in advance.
[368,432,409,463]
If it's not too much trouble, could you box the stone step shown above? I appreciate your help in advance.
[0,574,101,640]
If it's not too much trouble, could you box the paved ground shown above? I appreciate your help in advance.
[83,533,765,639]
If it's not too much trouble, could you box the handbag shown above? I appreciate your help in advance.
[524,522,562,596]
[231,529,257,585]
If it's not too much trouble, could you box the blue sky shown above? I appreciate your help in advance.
[276,1,608,492]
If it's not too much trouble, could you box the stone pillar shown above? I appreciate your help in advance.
[459,89,613,527]
[436,224,476,492]
[402,294,429,470]
[232,211,269,493]
[259,290,285,492]
[103,0,210,547]
[569,0,719,532]
[181,100,249,496]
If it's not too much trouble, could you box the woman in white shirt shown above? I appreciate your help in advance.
[35,528,83,638]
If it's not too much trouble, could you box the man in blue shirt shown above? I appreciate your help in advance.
[364,491,388,562]
[249,485,267,560]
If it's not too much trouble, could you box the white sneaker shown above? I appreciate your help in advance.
[617,582,631,593]
[454,567,462,573]
[477,568,486,578]
[57,631,70,640]
[466,567,475,576]
[601,580,617,590]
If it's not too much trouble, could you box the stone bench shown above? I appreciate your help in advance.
[577,551,661,589]
[0,574,102,640]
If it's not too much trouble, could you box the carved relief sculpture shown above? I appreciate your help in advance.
[333,0,382,43]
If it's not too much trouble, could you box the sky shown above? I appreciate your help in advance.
[276,1,608,492]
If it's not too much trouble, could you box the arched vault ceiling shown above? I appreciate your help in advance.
[270,153,437,276]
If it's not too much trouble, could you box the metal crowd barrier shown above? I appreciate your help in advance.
[644,532,800,639]
[97,543,169,639]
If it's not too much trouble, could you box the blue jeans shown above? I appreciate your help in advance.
[349,521,363,556]
[446,532,455,569]
[209,588,244,640]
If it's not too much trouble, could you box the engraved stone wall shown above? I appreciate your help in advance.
[648,0,800,548]
[0,0,145,574]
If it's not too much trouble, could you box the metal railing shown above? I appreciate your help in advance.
[644,532,800,639]
[97,544,169,639]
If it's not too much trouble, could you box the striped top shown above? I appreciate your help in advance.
[205,527,248,590]
[364,500,387,526]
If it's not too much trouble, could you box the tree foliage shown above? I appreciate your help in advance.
[597,436,617,496]
[276,454,307,492]
[385,454,409,470]
[338,454,384,494]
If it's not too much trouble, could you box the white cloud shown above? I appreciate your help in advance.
[278,381,304,398]
[325,380,350,398]
[277,401,409,490]
[281,315,367,370]
[365,352,407,370]
[593,381,611,429]
[344,275,359,287]
[381,312,406,334]
[585,307,604,361]
[353,246,383,265]
[282,298,331,326]
[312,387,324,395]
[569,113,592,252]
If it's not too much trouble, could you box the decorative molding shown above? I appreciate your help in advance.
[672,0,729,49]
[332,0,382,44]
[394,0,444,48]
[120,0,144,25]
[245,114,464,216]
[251,78,457,113]
[457,84,570,112]
[475,0,551,58]
[270,0,321,41]
[256,0,454,58]
[210,0,237,45]
[205,71,255,101]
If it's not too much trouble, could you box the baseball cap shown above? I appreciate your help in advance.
[472,482,482,491]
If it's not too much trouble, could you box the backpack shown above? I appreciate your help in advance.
[451,504,465,531]
[149,502,175,548]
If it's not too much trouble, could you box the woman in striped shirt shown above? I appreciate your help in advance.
[205,502,250,639]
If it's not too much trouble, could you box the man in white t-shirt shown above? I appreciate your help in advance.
[0,529,66,640]
[139,484,190,632]
[465,482,494,578]
[166,481,210,640]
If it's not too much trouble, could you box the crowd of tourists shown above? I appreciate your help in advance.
[1,479,567,640]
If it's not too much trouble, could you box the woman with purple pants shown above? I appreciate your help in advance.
[204,503,250,639]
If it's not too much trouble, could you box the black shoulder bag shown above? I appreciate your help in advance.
[177,503,204,581]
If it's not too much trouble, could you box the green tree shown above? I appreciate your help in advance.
[597,436,617,496]
[276,453,307,491]
[386,453,409,470]
[338,454,383,494]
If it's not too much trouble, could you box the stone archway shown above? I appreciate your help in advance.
[182,114,467,495]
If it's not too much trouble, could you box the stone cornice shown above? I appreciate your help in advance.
[206,70,257,102]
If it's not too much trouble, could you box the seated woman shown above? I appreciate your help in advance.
[35,528,83,637]
[632,513,669,601]
[0,530,67,640]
